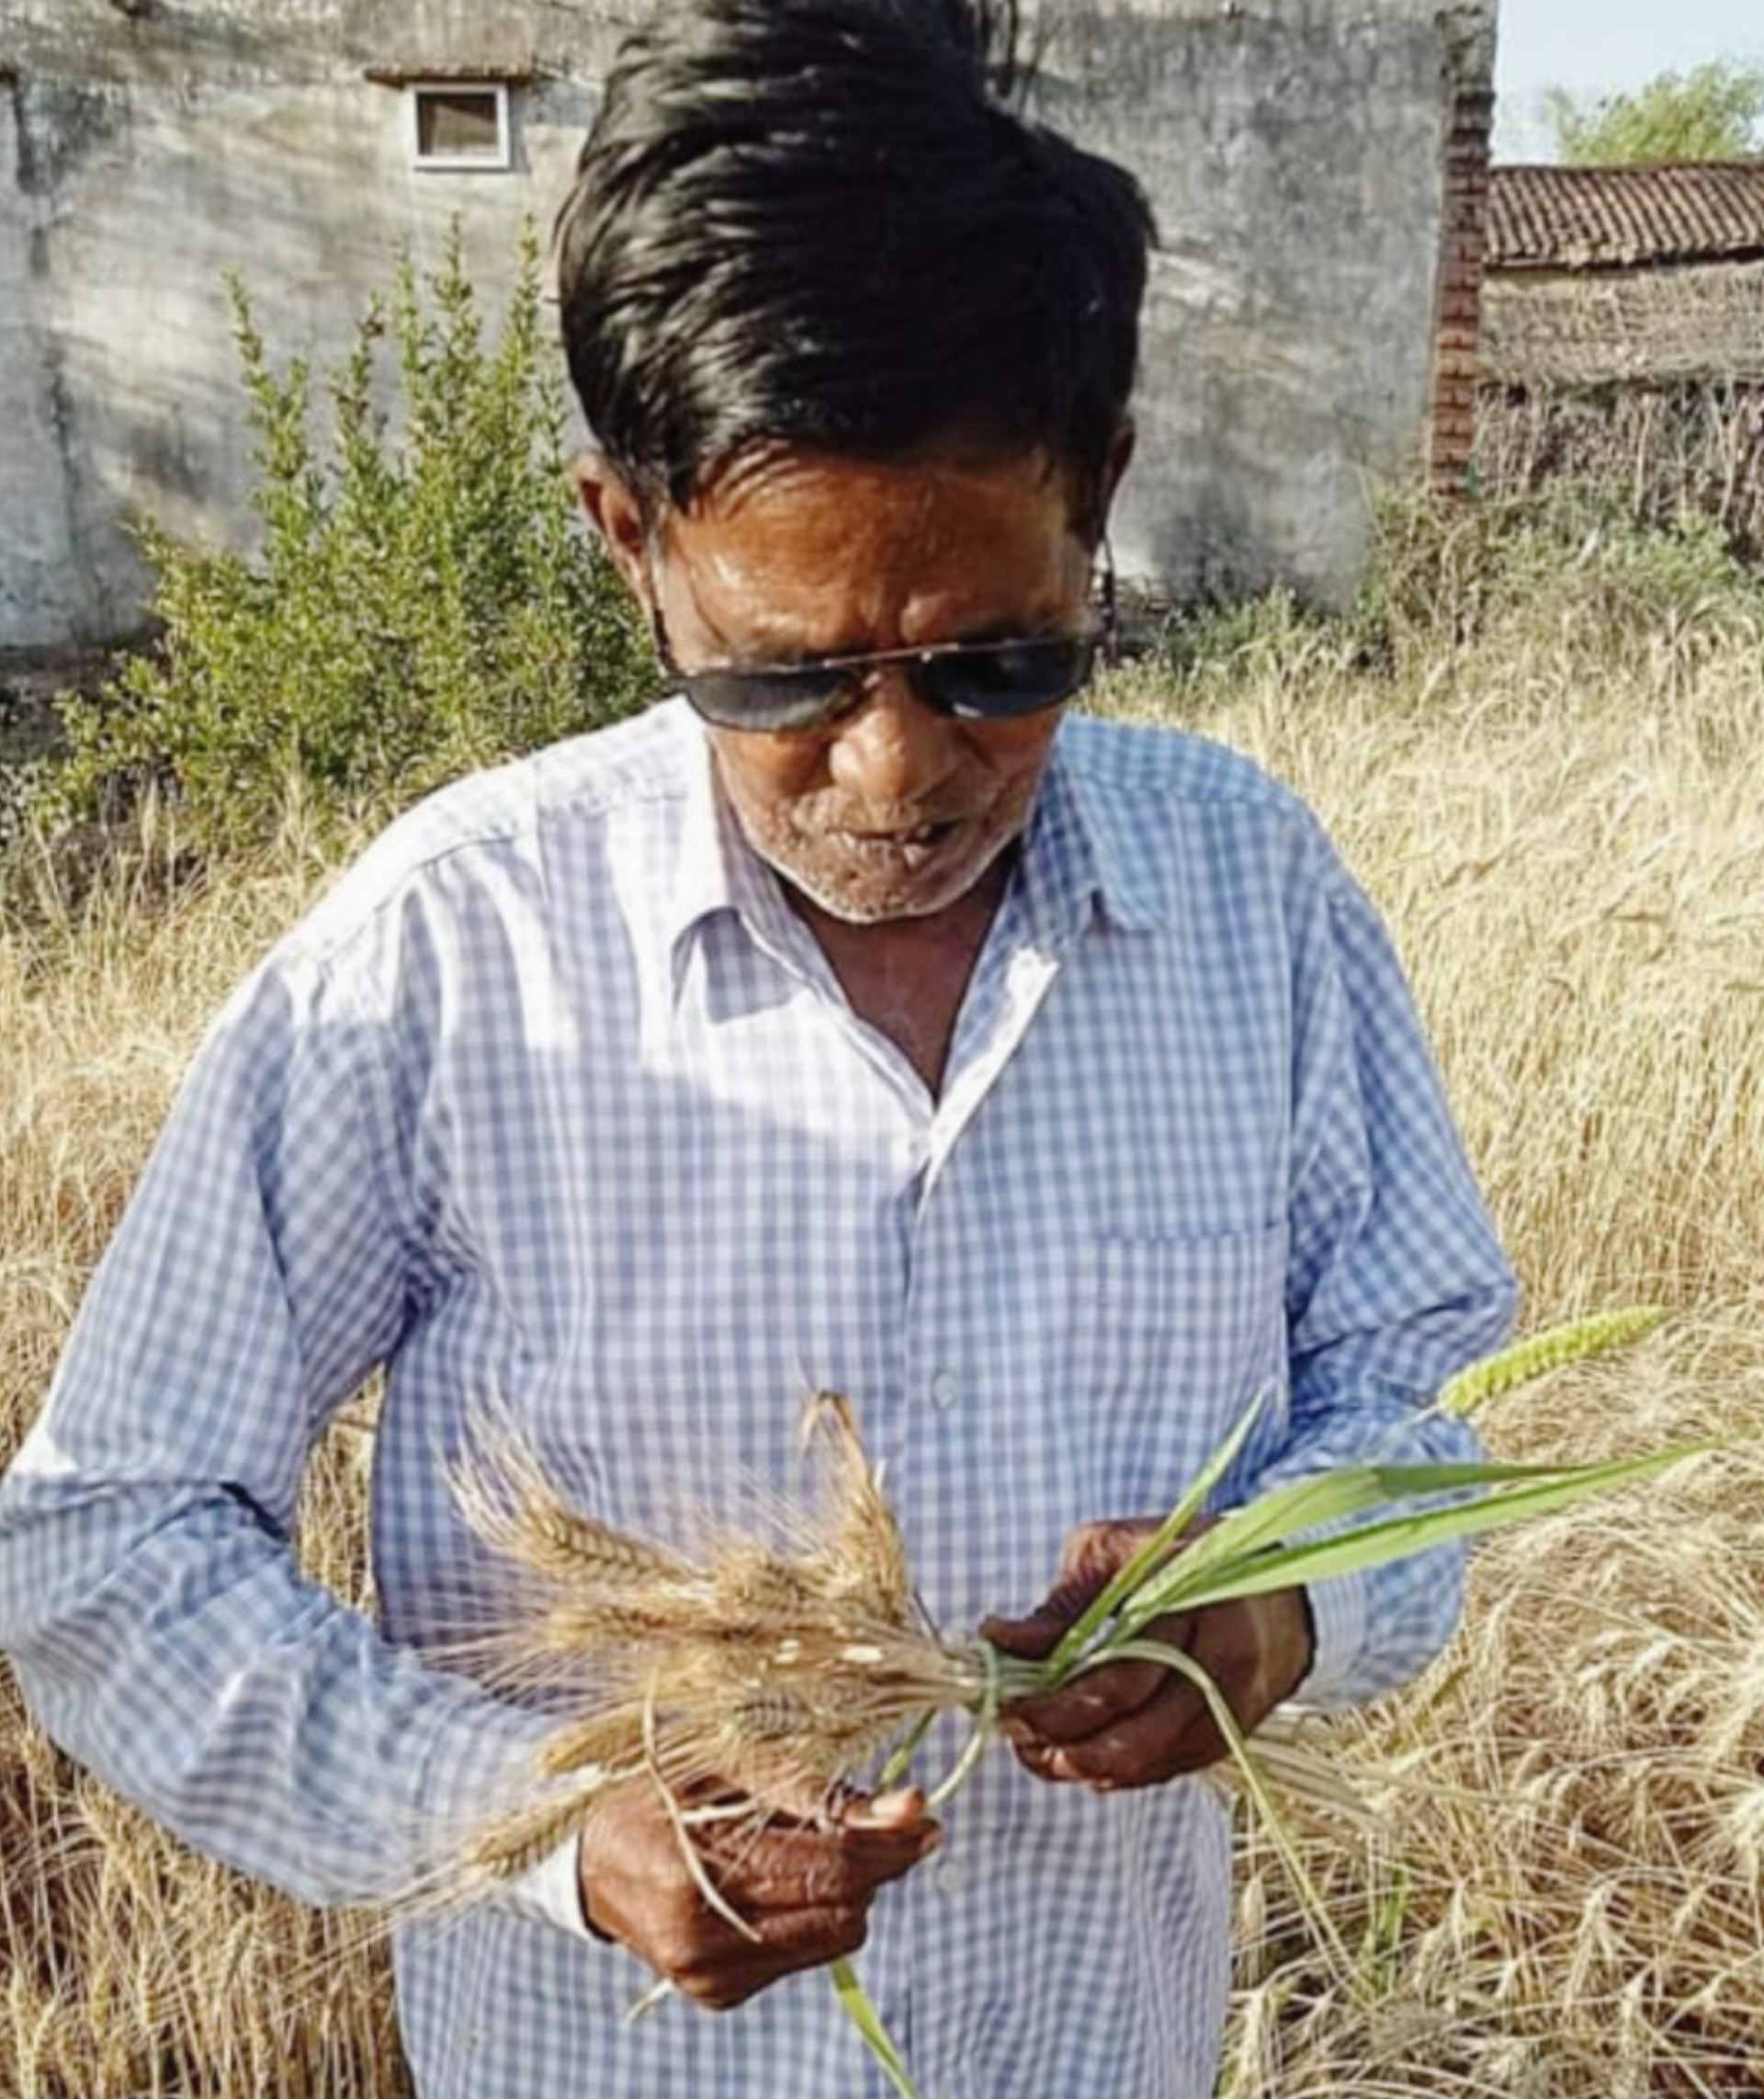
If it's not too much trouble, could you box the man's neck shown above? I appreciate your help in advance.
[788,857,1013,1095]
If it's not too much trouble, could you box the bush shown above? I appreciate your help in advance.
[1358,473,1763,676]
[1122,465,1764,756]
[41,224,660,855]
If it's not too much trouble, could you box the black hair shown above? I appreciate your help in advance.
[556,0,1156,534]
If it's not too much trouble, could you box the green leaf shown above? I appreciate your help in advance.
[1117,1440,1723,1622]
[1046,1387,1270,1681]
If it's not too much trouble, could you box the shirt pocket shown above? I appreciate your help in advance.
[1064,1224,1289,1520]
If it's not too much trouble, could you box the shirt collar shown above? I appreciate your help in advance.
[662,705,1165,989]
[1013,720,1164,948]
[662,707,797,987]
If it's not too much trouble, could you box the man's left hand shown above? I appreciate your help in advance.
[980,1517,1315,1791]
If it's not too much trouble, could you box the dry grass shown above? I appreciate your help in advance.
[1476,380,1764,566]
[5,550,1764,2091]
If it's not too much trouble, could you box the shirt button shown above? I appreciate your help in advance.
[929,1370,958,1411]
[935,1861,961,1895]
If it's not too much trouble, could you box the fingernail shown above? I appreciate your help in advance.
[846,1787,926,1828]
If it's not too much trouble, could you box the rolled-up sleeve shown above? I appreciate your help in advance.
[0,939,551,1907]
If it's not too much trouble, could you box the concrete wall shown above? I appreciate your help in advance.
[0,0,1488,653]
[0,0,628,654]
[1033,0,1473,601]
[0,73,82,652]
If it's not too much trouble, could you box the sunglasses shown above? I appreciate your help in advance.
[652,605,1113,735]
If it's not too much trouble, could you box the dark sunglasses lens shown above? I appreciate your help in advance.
[680,635,1098,731]
[923,636,1097,718]
[682,666,857,732]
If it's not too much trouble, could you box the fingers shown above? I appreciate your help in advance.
[667,1898,875,2010]
[1001,1592,1312,1790]
[700,1806,938,1912]
[999,1635,1187,1745]
[1000,1607,1206,1783]
[582,1778,939,2012]
[981,1516,1166,1663]
[978,1607,1066,1662]
[838,1784,931,1832]
[1018,1666,1219,1788]
[641,1815,933,2011]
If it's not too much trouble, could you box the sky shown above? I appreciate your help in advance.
[1494,0,1764,159]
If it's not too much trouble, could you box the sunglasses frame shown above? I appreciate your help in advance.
[650,549,1120,735]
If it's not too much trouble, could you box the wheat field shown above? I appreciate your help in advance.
[3,541,1762,2093]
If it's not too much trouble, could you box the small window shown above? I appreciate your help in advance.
[407,83,512,172]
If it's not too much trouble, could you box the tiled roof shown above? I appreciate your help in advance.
[1488,163,1764,271]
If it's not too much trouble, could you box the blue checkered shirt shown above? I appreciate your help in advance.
[0,700,1514,2098]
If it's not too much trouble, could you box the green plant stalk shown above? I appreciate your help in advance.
[1104,1637,1353,1977]
[1045,1389,1268,1681]
[876,1711,936,1791]
[831,1957,922,2099]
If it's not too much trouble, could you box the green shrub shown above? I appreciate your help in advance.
[1124,467,1763,739]
[41,224,660,854]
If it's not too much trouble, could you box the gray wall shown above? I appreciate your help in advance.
[0,70,77,652]
[0,0,1484,655]
[0,0,630,655]
[1035,0,1465,603]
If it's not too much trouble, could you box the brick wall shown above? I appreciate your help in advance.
[1430,8,1496,489]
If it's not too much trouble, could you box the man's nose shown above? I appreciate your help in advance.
[827,671,961,805]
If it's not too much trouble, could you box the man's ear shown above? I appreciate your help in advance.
[1100,420,1136,522]
[573,453,656,613]
[1070,422,1136,546]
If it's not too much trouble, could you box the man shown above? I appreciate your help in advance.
[0,3,1515,2093]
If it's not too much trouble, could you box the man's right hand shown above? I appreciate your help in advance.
[578,1781,940,2009]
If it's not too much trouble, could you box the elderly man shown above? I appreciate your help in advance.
[0,2,1514,2093]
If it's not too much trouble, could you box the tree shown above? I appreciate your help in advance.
[1543,60,1764,165]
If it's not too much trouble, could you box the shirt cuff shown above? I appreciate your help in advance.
[1290,1566,1371,1709]
[501,1830,597,1939]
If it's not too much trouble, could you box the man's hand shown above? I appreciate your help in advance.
[579,1781,939,2009]
[981,1518,1314,1791]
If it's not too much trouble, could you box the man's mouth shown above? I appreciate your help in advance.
[832,821,964,865]
[840,821,961,848]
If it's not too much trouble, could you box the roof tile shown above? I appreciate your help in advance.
[1488,163,1764,271]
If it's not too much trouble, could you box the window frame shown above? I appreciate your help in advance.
[404,80,514,175]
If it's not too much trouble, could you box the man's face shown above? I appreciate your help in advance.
[640,450,1096,925]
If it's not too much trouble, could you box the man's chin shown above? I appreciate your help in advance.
[771,832,1008,927]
